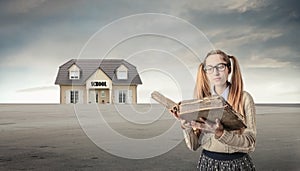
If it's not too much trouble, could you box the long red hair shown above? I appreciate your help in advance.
[194,50,245,116]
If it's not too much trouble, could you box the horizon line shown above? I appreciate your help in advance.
[0,102,300,106]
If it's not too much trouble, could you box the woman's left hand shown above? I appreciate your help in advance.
[190,118,224,138]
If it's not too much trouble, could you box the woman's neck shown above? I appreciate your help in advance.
[214,83,228,95]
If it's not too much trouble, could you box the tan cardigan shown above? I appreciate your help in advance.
[182,91,256,153]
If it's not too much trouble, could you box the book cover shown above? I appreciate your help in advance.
[151,91,246,130]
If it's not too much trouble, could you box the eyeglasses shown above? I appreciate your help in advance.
[204,63,228,74]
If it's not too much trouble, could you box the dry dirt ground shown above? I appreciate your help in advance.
[0,104,300,171]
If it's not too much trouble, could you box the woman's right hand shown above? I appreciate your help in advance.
[169,104,180,119]
[170,103,197,130]
[169,105,192,129]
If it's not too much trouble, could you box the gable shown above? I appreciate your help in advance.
[86,68,112,89]
[68,64,80,71]
[117,64,128,71]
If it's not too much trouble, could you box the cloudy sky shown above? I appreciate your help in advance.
[0,0,299,103]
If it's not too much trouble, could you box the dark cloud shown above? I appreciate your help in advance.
[178,0,300,68]
[0,0,299,103]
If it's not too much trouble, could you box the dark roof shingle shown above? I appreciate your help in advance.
[55,59,142,86]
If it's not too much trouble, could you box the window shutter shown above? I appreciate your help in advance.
[114,90,119,104]
[79,90,83,104]
[65,90,70,104]
[127,90,132,104]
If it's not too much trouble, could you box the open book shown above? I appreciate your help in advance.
[151,91,246,131]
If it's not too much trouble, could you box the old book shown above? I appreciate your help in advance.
[151,91,246,131]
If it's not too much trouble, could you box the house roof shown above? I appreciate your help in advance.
[54,59,142,86]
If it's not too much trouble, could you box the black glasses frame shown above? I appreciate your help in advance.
[204,63,229,74]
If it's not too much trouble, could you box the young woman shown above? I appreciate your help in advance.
[172,50,256,170]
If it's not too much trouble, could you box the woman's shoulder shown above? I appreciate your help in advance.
[242,91,253,98]
[243,91,255,105]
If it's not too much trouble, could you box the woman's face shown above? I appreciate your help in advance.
[204,54,229,87]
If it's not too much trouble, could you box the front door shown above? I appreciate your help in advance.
[99,90,109,104]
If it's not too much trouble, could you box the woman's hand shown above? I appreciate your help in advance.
[190,118,224,138]
[169,105,192,129]
[169,105,179,120]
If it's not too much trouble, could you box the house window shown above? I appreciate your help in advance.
[70,90,79,104]
[117,70,127,80]
[70,70,80,79]
[101,90,106,97]
[116,65,128,80]
[118,90,126,103]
